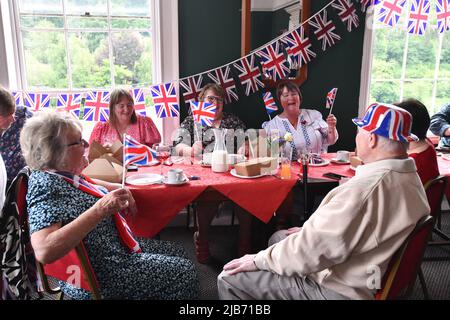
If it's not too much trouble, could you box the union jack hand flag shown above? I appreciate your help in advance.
[190,101,217,127]
[332,0,360,32]
[436,0,450,33]
[124,134,157,166]
[377,0,406,28]
[150,82,180,118]
[359,0,381,13]
[407,0,430,35]
[11,91,22,106]
[207,66,239,104]
[282,26,316,69]
[233,54,264,96]
[131,88,147,116]
[308,9,341,51]
[179,75,204,105]
[84,91,110,122]
[23,92,51,112]
[256,41,290,81]
[326,88,338,110]
[56,93,83,119]
[263,92,278,114]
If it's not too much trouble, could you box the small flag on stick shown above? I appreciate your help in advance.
[326,88,338,115]
[263,92,278,115]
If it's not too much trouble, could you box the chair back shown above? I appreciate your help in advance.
[375,215,433,300]
[424,175,447,219]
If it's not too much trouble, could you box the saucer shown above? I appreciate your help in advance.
[125,173,163,185]
[162,176,189,185]
[330,158,350,165]
[229,169,265,179]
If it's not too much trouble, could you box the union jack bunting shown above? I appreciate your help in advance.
[190,101,217,127]
[263,91,278,114]
[207,66,239,104]
[359,0,381,13]
[332,0,360,32]
[256,41,290,81]
[179,75,204,105]
[233,55,264,96]
[150,82,180,118]
[436,0,450,33]
[11,91,22,106]
[84,90,110,122]
[47,171,141,253]
[124,134,157,166]
[131,88,147,116]
[326,88,338,109]
[376,0,406,28]
[23,92,51,112]
[308,9,341,51]
[56,93,83,119]
[407,0,430,35]
[282,26,316,69]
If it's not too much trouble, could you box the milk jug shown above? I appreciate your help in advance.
[211,128,229,173]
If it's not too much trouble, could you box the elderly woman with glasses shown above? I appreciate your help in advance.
[21,112,199,299]
[174,83,246,157]
[89,88,161,148]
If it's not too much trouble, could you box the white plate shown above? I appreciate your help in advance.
[137,160,160,167]
[297,159,330,167]
[330,158,350,165]
[229,168,266,179]
[125,173,163,185]
[162,176,189,185]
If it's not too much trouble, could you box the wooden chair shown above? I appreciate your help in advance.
[375,215,434,300]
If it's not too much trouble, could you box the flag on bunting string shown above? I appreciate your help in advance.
[263,91,278,114]
[179,75,204,106]
[83,91,110,122]
[407,0,430,35]
[11,91,22,106]
[376,0,407,28]
[123,134,157,166]
[282,26,316,69]
[207,65,239,104]
[131,88,147,116]
[190,101,217,127]
[436,0,450,33]
[308,9,341,51]
[332,0,360,32]
[150,82,180,118]
[23,92,51,112]
[326,88,338,110]
[360,0,381,13]
[56,93,83,119]
[233,54,264,96]
[256,41,290,81]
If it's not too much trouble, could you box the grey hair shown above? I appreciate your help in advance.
[377,135,409,154]
[20,111,82,170]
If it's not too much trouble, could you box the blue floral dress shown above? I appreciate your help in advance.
[27,171,199,300]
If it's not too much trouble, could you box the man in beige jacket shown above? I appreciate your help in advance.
[217,103,430,300]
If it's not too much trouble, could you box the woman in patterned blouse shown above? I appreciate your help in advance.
[89,88,161,148]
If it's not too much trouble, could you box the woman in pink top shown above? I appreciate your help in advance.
[89,89,161,148]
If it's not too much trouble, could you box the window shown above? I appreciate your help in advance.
[365,3,450,116]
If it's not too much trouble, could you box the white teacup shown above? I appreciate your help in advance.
[336,150,350,162]
[167,168,184,183]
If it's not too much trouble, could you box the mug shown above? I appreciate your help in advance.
[167,168,184,183]
[336,150,350,162]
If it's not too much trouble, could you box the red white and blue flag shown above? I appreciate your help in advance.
[190,101,217,127]
[407,0,430,35]
[179,75,204,105]
[263,91,278,114]
[377,0,406,28]
[332,0,360,32]
[131,88,147,116]
[256,41,290,81]
[282,26,316,69]
[233,54,264,96]
[208,66,239,104]
[308,9,341,51]
[84,90,110,122]
[150,82,180,118]
[11,91,23,106]
[56,93,83,119]
[23,92,51,112]
[436,0,450,33]
[326,88,338,109]
[360,0,381,13]
[48,171,141,253]
[124,134,157,166]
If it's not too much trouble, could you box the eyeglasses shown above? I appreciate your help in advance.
[205,95,224,104]
[66,138,89,148]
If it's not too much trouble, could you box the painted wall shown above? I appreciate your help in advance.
[178,0,365,151]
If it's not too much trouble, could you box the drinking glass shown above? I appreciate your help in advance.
[153,143,172,177]
[280,144,293,179]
